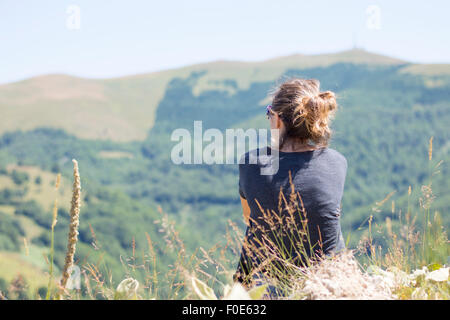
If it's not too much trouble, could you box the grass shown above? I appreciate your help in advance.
[0,138,448,300]
[350,138,449,299]
[45,188,59,299]
[358,140,448,270]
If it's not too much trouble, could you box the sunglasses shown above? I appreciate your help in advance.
[266,104,273,118]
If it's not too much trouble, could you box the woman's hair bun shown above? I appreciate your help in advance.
[271,78,338,146]
[318,90,337,112]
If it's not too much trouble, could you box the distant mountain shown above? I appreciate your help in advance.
[2,49,447,142]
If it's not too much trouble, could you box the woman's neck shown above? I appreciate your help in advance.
[280,138,317,152]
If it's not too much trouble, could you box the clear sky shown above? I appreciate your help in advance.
[1,0,449,84]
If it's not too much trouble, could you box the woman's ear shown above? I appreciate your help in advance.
[276,113,283,130]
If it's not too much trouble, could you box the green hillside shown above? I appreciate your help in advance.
[0,49,408,142]
[0,50,449,298]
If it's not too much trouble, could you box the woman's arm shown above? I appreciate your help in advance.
[240,196,251,226]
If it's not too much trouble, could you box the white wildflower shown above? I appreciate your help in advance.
[222,283,251,300]
[412,266,428,278]
[426,267,449,282]
[191,277,217,300]
[116,277,139,299]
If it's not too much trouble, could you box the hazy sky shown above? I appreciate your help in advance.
[1,0,449,84]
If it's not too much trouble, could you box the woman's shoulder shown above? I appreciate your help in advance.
[239,147,272,165]
[239,146,347,169]
[322,147,348,168]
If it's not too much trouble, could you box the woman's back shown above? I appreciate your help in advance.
[234,78,346,289]
[236,146,347,282]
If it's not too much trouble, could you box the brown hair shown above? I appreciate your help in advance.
[271,78,337,147]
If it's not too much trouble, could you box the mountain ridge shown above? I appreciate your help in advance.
[3,49,407,85]
[1,49,448,142]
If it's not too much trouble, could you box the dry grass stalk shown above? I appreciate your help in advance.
[55,173,61,189]
[428,136,433,161]
[52,199,58,229]
[23,237,29,256]
[60,159,81,291]
[235,179,320,291]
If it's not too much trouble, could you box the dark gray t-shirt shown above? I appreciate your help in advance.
[236,146,347,281]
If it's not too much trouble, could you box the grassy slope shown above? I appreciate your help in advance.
[0,49,414,142]
[0,166,71,295]
[3,164,72,212]
[0,250,48,294]
[0,165,72,246]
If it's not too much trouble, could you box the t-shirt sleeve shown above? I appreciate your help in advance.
[238,161,247,199]
[238,179,246,199]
